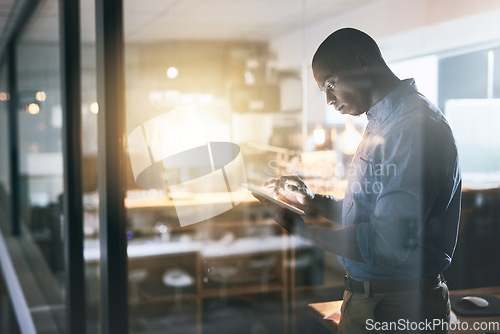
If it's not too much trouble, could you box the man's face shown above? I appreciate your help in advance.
[312,58,372,116]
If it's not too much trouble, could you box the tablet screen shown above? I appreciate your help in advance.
[244,183,305,216]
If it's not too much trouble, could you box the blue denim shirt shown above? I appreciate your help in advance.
[340,79,462,280]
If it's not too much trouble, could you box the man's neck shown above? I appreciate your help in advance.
[369,69,402,108]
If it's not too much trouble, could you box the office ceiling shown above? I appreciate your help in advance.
[0,0,373,43]
[121,0,372,42]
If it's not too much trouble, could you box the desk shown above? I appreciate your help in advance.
[309,286,500,333]
[450,286,500,334]
[308,300,342,333]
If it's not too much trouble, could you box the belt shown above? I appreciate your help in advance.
[344,274,444,295]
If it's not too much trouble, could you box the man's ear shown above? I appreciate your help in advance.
[356,52,370,72]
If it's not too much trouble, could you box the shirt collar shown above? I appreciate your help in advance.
[366,78,417,128]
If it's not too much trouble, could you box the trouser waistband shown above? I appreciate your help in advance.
[344,273,444,295]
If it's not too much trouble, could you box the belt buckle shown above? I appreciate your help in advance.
[344,275,352,292]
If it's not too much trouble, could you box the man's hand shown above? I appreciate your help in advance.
[253,178,363,262]
[262,175,315,208]
[252,192,305,233]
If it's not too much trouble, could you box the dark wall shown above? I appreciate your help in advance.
[445,188,500,290]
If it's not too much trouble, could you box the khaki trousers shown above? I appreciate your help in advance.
[338,280,451,334]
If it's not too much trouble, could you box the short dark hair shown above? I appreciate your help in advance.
[312,28,383,69]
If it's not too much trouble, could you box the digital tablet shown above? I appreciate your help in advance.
[243,183,305,216]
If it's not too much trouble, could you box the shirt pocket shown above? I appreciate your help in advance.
[343,156,375,221]
[359,156,374,179]
[352,156,374,187]
[351,156,378,202]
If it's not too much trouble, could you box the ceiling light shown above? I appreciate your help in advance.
[27,103,40,115]
[35,91,46,101]
[313,126,326,146]
[339,118,362,155]
[0,92,10,101]
[166,67,179,79]
[90,102,99,114]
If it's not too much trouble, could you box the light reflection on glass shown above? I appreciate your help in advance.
[27,102,40,115]
[35,91,47,101]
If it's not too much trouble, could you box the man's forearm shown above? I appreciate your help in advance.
[295,221,364,263]
[310,194,343,222]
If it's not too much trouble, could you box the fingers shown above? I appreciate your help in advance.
[279,175,303,187]
[280,176,309,205]
[261,176,311,206]
[262,179,279,188]
[262,179,280,198]
[264,176,304,192]
[281,189,307,205]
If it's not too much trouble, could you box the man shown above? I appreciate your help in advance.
[258,28,461,333]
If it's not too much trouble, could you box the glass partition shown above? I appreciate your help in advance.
[14,0,66,331]
[0,63,9,207]
[2,0,500,333]
[80,0,100,332]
